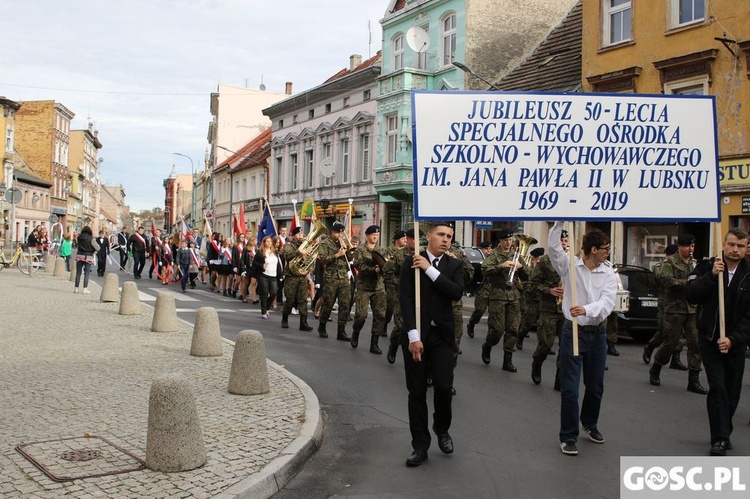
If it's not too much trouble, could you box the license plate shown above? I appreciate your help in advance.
[640,300,658,307]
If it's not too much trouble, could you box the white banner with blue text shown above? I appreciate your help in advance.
[411,91,720,222]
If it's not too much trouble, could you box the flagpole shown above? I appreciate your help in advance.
[348,198,353,241]
[292,199,298,230]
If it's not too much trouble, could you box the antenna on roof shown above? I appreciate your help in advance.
[259,74,266,91]
[368,20,372,58]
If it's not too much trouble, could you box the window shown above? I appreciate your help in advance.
[664,76,708,95]
[672,0,705,27]
[603,0,631,46]
[442,14,456,66]
[360,134,370,181]
[292,114,298,124]
[290,153,298,190]
[325,103,332,114]
[393,34,405,70]
[343,96,350,108]
[277,119,284,129]
[305,150,314,189]
[5,124,13,152]
[363,90,371,101]
[249,176,255,198]
[309,109,315,119]
[241,178,247,200]
[386,115,398,165]
[275,156,283,192]
[341,139,350,184]
[322,142,332,187]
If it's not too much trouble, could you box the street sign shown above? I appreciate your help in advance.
[5,188,21,204]
[48,215,58,223]
[205,210,213,219]
[475,220,493,228]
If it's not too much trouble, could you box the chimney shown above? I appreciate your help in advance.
[285,82,293,95]
[350,54,363,71]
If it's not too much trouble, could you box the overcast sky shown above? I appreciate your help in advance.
[0,0,386,212]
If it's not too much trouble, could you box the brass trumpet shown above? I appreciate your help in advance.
[507,234,537,286]
[288,220,328,275]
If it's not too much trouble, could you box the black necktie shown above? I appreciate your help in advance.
[433,258,439,267]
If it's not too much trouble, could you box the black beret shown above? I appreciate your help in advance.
[479,241,492,248]
[530,248,545,257]
[560,230,569,239]
[291,226,303,236]
[677,234,695,246]
[498,228,514,239]
[365,225,380,235]
[664,244,678,256]
[393,230,406,241]
[331,221,345,232]
[406,228,424,239]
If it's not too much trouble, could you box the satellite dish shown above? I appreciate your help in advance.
[406,26,430,53]
[319,158,335,178]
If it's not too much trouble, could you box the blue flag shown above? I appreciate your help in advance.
[257,205,277,242]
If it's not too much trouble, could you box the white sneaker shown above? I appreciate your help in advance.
[82,288,91,294]
[74,287,79,294]
[291,308,299,315]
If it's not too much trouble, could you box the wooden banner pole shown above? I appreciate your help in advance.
[568,221,579,356]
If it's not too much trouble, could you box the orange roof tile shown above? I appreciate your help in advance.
[216,128,272,171]
[324,51,382,84]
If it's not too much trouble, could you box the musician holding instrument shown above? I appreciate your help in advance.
[281,226,314,331]
[480,228,528,373]
[351,225,388,354]
[317,221,353,341]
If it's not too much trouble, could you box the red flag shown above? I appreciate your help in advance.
[239,204,246,235]
[150,218,156,237]
[181,218,190,241]
[290,206,299,234]
[232,212,242,239]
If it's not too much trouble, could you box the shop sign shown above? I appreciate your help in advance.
[719,157,750,188]
[742,197,750,214]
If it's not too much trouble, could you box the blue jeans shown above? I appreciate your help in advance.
[559,320,607,443]
[180,264,189,290]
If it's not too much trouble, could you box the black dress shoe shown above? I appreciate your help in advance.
[710,441,727,456]
[406,449,428,467]
[435,431,454,454]
[386,344,398,364]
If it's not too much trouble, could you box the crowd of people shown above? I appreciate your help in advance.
[59,221,749,462]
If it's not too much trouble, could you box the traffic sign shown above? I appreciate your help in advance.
[5,188,21,204]
[475,220,493,229]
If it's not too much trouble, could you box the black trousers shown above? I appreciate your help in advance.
[402,326,454,451]
[699,337,746,445]
[133,251,146,277]
[119,248,128,268]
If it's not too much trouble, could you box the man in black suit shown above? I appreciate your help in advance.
[95,230,110,276]
[399,221,465,467]
[117,227,129,269]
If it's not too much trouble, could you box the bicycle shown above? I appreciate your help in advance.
[0,245,43,275]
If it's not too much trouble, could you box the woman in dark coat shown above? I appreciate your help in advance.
[74,226,97,294]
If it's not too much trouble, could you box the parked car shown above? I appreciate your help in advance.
[611,264,659,342]
[462,246,485,296]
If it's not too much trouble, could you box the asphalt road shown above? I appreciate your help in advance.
[98,269,750,498]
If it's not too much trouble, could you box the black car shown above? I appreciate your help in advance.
[462,246,485,296]
[611,264,659,342]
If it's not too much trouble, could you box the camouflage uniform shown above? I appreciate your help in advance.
[449,245,474,367]
[383,243,403,336]
[483,246,525,352]
[653,253,701,369]
[645,260,685,357]
[318,236,352,333]
[467,280,491,331]
[351,244,387,345]
[530,255,564,365]
[517,264,539,348]
[383,246,407,349]
[282,238,311,319]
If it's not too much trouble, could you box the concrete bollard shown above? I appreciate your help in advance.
[53,257,66,277]
[151,292,178,333]
[44,253,54,273]
[190,307,223,357]
[228,330,269,395]
[119,281,141,315]
[100,273,120,303]
[145,373,207,473]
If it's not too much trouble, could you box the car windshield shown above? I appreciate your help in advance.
[620,271,657,294]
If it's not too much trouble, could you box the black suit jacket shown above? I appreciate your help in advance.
[399,251,465,347]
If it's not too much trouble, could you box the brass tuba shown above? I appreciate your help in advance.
[507,234,537,286]
[288,220,329,276]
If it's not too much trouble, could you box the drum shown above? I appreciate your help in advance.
[613,290,630,313]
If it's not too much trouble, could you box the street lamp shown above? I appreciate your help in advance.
[173,152,195,228]
[452,61,501,91]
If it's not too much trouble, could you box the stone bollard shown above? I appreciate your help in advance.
[44,253,54,273]
[119,281,141,315]
[190,307,223,357]
[100,273,120,303]
[53,257,66,277]
[151,292,178,333]
[145,373,206,472]
[228,330,269,395]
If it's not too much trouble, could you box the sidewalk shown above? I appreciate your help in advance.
[0,269,321,498]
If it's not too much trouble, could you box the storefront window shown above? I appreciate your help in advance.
[729,216,750,233]
[626,224,678,270]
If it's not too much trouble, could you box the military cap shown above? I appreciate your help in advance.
[677,234,695,246]
[291,226,303,236]
[331,221,345,232]
[664,244,678,256]
[393,229,407,241]
[530,247,545,257]
[406,228,424,239]
[498,228,514,239]
[479,241,492,248]
[560,229,569,239]
[428,221,454,230]
[365,225,380,235]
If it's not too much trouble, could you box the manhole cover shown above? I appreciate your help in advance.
[61,449,102,462]
[16,435,146,482]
